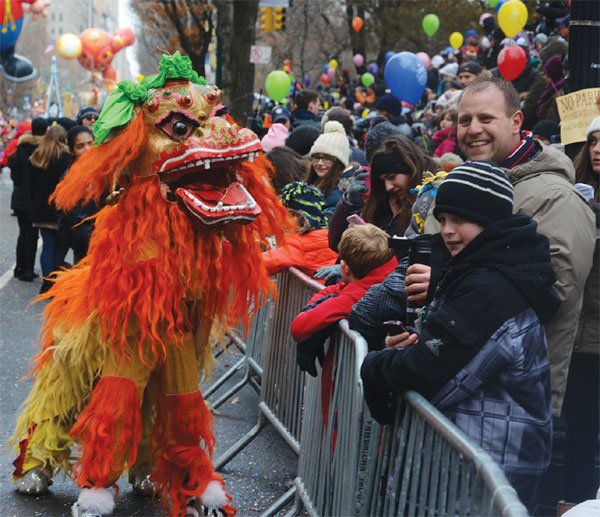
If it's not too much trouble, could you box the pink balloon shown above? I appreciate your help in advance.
[416,52,431,69]
[353,53,364,67]
[327,67,336,78]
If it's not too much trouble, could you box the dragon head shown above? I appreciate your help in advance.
[133,80,263,226]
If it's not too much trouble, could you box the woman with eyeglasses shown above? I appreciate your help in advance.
[76,107,99,129]
[305,121,350,216]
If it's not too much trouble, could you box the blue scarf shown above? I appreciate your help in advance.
[499,130,538,170]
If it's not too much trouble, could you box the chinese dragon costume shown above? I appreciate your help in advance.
[9,53,288,516]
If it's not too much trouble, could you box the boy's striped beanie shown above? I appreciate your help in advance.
[280,181,328,230]
[433,160,514,227]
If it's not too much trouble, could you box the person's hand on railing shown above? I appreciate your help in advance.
[313,264,341,282]
[385,331,418,349]
[405,263,431,305]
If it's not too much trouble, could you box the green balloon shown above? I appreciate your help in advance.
[487,0,499,6]
[422,14,440,37]
[361,72,375,87]
[265,70,291,102]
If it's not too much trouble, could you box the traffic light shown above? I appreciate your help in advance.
[273,7,286,32]
[260,7,273,32]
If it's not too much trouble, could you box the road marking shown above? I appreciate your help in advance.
[0,263,16,291]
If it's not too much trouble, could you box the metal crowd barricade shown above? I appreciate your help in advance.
[293,325,529,517]
[203,295,273,408]
[214,267,323,514]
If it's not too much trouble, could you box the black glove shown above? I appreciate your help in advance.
[343,171,370,208]
[296,325,333,377]
[360,351,395,425]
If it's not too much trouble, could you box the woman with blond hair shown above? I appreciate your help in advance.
[28,124,72,293]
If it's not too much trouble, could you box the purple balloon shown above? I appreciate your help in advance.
[304,74,311,87]
[368,63,379,76]
[384,51,427,105]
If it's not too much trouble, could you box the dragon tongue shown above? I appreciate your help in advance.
[220,182,247,206]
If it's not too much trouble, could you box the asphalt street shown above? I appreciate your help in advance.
[0,168,298,516]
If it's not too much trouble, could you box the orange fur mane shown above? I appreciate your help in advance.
[36,112,289,369]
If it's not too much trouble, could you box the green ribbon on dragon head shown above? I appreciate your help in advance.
[93,51,208,146]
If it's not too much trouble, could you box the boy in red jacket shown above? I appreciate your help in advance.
[291,223,397,375]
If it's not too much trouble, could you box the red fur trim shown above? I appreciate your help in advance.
[70,377,142,488]
[150,391,233,516]
[12,424,37,476]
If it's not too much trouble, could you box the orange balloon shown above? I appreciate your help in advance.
[352,16,363,32]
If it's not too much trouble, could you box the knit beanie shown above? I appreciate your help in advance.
[309,120,350,167]
[375,94,402,118]
[31,117,48,136]
[433,160,514,227]
[587,116,600,138]
[364,120,403,163]
[279,181,328,231]
[285,125,320,157]
[543,55,564,82]
[532,120,559,142]
[76,106,99,124]
[439,63,458,79]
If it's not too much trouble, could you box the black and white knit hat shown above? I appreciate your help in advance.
[433,160,513,227]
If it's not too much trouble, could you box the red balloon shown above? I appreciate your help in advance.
[497,45,527,81]
[321,73,330,85]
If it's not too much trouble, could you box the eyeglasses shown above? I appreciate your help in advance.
[83,115,98,121]
[312,155,334,164]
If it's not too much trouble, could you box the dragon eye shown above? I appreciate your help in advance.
[156,111,199,141]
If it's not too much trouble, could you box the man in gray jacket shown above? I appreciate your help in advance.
[408,77,595,417]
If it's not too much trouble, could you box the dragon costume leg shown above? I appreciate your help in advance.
[149,329,234,517]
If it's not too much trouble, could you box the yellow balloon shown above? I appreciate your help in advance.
[449,32,463,50]
[498,0,528,38]
[329,59,338,70]
[137,74,145,83]
[56,33,82,59]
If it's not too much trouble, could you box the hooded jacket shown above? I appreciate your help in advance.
[508,143,595,415]
[423,143,596,415]
[361,216,559,509]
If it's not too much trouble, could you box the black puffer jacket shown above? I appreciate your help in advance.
[29,151,72,225]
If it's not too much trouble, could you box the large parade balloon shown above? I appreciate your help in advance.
[449,32,464,50]
[497,45,526,80]
[265,70,291,102]
[422,14,440,37]
[416,52,431,69]
[353,54,364,67]
[384,51,427,106]
[56,27,135,83]
[352,16,363,32]
[361,72,375,87]
[497,0,528,38]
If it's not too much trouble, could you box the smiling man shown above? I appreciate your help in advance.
[454,77,595,417]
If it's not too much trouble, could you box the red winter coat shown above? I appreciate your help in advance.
[432,127,457,157]
[261,228,338,279]
[291,257,398,343]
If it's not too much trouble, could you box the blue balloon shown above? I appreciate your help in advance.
[383,51,427,106]
[304,74,311,87]
[368,63,379,76]
[324,64,330,73]
[496,0,508,13]
[385,51,395,63]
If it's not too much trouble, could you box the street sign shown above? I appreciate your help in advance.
[250,45,272,65]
